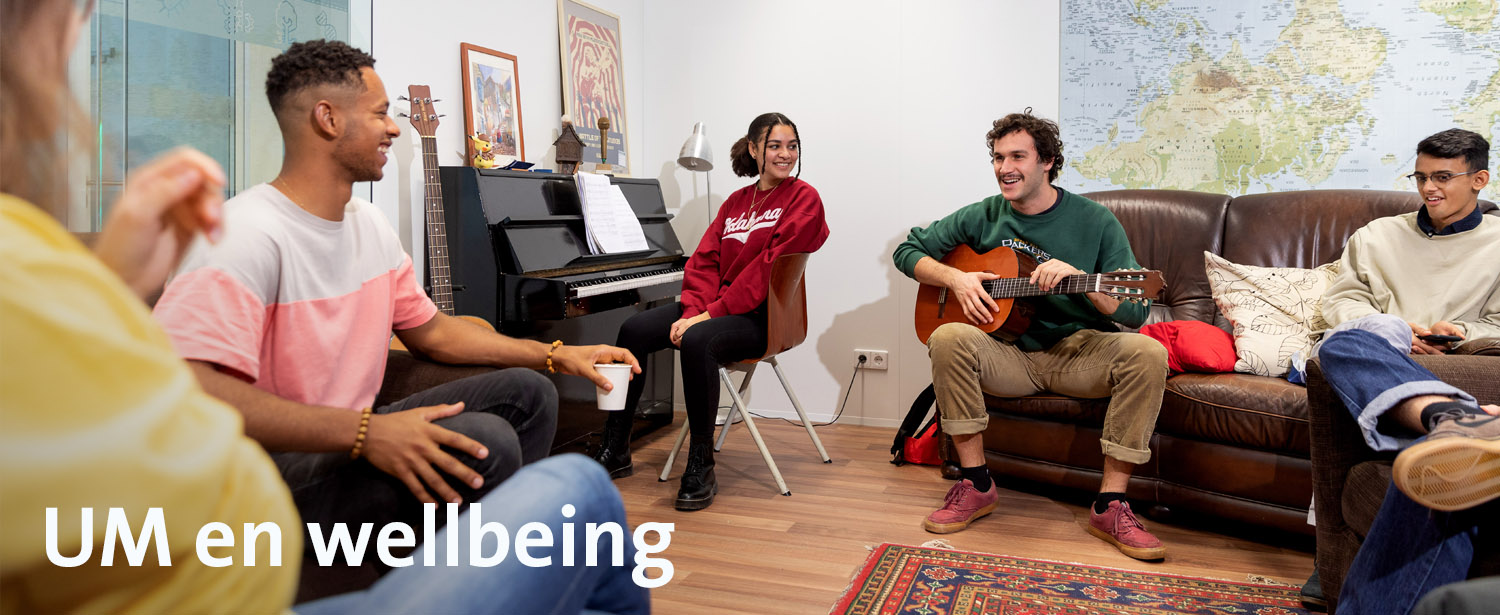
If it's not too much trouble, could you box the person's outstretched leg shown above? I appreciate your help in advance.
[1334,481,1479,615]
[1317,320,1479,452]
[296,454,652,615]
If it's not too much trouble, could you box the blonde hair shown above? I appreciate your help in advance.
[0,0,90,220]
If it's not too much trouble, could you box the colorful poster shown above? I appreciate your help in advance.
[559,0,628,174]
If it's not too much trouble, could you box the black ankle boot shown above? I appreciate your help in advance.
[590,411,634,479]
[674,440,717,511]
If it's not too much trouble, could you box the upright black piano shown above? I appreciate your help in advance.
[438,167,686,451]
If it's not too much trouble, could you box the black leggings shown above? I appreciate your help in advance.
[617,302,767,442]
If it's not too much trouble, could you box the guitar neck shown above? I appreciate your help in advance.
[420,135,455,316]
[984,274,1101,299]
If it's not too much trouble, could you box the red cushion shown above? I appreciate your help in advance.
[1139,321,1236,373]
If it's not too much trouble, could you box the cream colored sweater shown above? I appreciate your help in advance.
[1322,210,1500,345]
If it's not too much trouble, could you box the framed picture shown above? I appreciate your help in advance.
[558,0,629,175]
[460,43,525,167]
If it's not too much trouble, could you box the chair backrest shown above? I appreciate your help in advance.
[760,252,811,360]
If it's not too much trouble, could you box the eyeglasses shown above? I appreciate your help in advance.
[1406,171,1475,186]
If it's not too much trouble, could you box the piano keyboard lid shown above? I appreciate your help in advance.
[460,168,687,278]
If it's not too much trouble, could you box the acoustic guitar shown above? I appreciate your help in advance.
[913,245,1165,344]
[392,85,495,351]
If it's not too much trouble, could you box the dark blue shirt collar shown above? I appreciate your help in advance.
[1417,204,1484,237]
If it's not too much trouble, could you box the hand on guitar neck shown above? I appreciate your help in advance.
[1028,259,1123,316]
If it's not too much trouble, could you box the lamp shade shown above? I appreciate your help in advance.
[677,122,713,171]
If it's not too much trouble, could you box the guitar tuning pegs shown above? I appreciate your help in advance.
[397,112,410,118]
[397,95,409,101]
[433,99,443,103]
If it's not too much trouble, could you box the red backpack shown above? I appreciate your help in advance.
[890,384,942,466]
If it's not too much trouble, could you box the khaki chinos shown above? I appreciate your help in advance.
[927,322,1168,464]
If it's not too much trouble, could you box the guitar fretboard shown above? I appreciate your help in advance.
[419,134,453,315]
[982,274,1102,299]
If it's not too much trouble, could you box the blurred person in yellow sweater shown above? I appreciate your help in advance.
[0,0,297,610]
[0,1,648,613]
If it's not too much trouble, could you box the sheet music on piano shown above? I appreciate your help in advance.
[575,171,649,254]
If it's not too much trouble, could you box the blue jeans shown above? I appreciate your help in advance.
[1318,315,1478,452]
[275,368,560,536]
[1318,319,1483,614]
[295,455,651,615]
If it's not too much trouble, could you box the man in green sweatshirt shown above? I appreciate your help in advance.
[893,111,1169,560]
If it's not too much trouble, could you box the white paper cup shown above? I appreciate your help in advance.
[595,363,632,411]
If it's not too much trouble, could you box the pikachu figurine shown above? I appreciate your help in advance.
[469,134,501,169]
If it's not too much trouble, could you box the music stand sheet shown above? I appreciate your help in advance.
[575,171,649,254]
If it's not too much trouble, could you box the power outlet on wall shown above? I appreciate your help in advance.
[854,349,888,370]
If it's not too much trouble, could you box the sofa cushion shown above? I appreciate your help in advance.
[1088,190,1230,327]
[1139,320,1236,373]
[983,393,1108,425]
[1205,253,1340,377]
[1222,190,1425,269]
[1158,373,1310,455]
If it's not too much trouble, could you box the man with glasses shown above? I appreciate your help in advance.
[1314,128,1500,614]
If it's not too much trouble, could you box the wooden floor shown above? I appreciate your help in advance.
[614,419,1314,615]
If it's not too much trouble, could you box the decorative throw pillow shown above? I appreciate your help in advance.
[1204,252,1342,377]
[1139,320,1237,373]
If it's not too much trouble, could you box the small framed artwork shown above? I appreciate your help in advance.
[558,0,629,175]
[460,42,525,167]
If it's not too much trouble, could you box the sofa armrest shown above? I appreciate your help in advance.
[376,349,499,409]
[1308,353,1500,606]
[1456,337,1500,356]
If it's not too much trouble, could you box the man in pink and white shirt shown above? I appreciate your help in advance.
[153,41,637,543]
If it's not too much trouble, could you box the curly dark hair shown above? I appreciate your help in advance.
[265,40,376,115]
[729,112,801,178]
[1418,128,1490,173]
[985,109,1064,183]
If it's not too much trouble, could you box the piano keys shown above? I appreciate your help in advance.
[438,166,685,451]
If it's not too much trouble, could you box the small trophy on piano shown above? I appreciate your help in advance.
[592,116,614,175]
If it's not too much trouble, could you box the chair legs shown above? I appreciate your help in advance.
[658,356,831,496]
[714,363,757,452]
[769,356,832,464]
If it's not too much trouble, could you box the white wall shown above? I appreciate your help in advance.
[643,1,1061,426]
[370,0,1063,428]
[370,0,646,261]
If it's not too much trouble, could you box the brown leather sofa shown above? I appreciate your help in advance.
[1307,355,1500,611]
[954,189,1496,537]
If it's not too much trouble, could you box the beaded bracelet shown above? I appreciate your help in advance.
[350,407,373,459]
[545,340,563,373]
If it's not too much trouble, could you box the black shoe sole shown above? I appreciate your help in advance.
[674,485,717,511]
[607,463,634,480]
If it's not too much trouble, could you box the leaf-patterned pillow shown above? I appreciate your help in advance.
[1204,252,1341,378]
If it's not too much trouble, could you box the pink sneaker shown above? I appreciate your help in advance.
[923,479,999,534]
[1087,500,1166,560]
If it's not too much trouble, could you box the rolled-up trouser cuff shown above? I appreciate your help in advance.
[940,415,989,436]
[1102,439,1152,465]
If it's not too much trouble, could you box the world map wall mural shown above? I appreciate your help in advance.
[1061,0,1499,200]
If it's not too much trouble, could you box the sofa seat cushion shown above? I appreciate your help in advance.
[983,393,1108,425]
[1157,373,1310,455]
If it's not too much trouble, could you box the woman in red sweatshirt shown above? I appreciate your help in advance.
[592,112,829,510]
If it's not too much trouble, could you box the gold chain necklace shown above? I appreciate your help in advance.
[749,180,781,216]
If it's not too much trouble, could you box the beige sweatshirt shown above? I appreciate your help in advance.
[1322,210,1500,345]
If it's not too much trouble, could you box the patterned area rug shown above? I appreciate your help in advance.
[831,543,1308,615]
